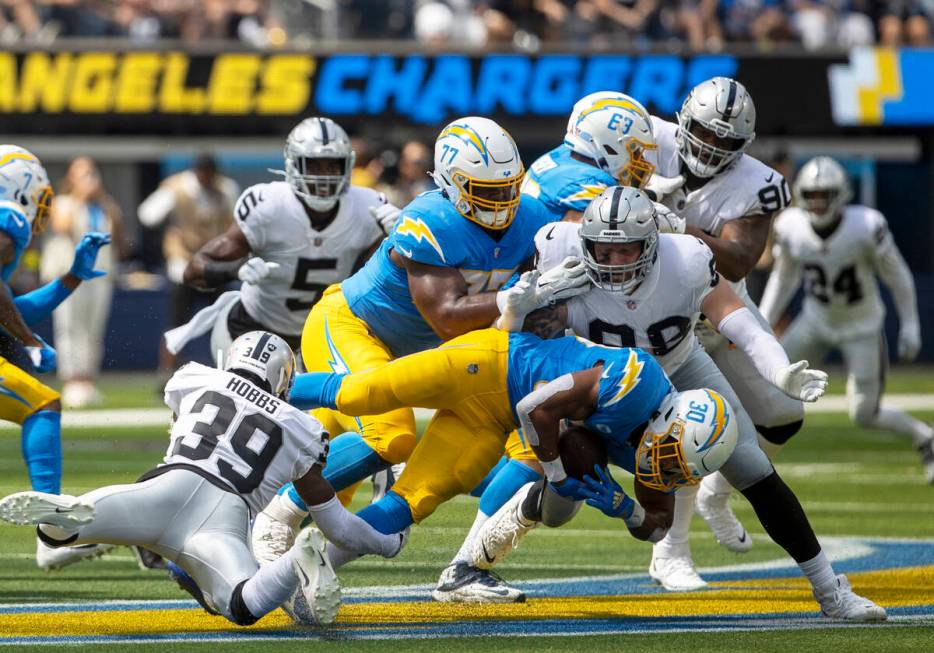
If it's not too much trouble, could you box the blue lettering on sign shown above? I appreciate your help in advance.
[629,55,683,115]
[581,56,632,97]
[475,55,530,115]
[413,55,472,123]
[685,55,739,91]
[529,55,581,115]
[316,54,370,114]
[366,55,427,115]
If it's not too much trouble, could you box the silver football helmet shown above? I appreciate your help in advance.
[676,77,756,178]
[282,117,355,212]
[225,331,296,399]
[580,186,658,294]
[794,156,852,229]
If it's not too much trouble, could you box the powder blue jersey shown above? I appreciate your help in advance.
[506,333,672,463]
[520,145,616,221]
[342,190,552,357]
[0,204,32,283]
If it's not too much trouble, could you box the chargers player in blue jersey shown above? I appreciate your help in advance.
[250,118,591,571]
[283,327,737,608]
[0,145,112,570]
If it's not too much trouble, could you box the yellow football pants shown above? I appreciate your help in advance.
[0,356,58,424]
[504,429,538,462]
[333,328,516,522]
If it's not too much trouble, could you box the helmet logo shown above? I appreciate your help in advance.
[693,390,730,453]
[439,124,489,165]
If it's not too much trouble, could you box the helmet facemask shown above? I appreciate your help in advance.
[449,167,524,230]
[285,153,354,212]
[677,114,750,178]
[614,138,657,189]
[635,420,698,493]
[31,185,53,234]
[582,231,658,294]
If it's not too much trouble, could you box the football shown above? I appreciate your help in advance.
[558,424,608,480]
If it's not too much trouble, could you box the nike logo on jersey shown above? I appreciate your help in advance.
[601,362,614,379]
[545,226,556,240]
[396,245,414,258]
[396,216,445,262]
[765,173,774,182]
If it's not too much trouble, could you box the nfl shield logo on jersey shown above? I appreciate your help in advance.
[626,300,638,310]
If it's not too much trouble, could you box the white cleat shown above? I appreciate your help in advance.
[432,563,526,604]
[0,492,94,527]
[36,540,114,571]
[470,483,538,570]
[649,551,708,591]
[371,462,406,504]
[290,527,342,626]
[815,574,887,621]
[695,484,752,554]
[251,494,301,565]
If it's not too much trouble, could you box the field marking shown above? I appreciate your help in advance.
[1,393,933,431]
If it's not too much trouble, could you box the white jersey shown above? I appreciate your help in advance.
[162,362,329,515]
[535,222,718,373]
[762,205,892,340]
[235,181,385,336]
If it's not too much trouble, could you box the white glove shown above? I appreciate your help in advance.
[898,321,921,362]
[644,173,685,203]
[369,203,402,235]
[238,257,282,285]
[495,271,540,331]
[654,202,685,234]
[772,360,828,402]
[535,256,590,304]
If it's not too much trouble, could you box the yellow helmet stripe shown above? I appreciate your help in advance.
[578,99,648,122]
[0,151,38,168]
[696,390,730,453]
[440,125,489,165]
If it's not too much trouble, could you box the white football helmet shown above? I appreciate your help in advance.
[565,91,657,188]
[676,77,756,178]
[281,117,355,212]
[431,117,524,230]
[225,331,296,399]
[0,145,53,233]
[579,186,658,294]
[794,156,852,229]
[635,389,738,492]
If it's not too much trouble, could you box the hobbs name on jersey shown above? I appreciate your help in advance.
[225,377,281,415]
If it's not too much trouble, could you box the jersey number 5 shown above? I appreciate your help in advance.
[287,257,338,312]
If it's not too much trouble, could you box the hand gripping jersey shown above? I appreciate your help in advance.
[763,206,894,340]
[235,181,385,336]
[0,203,32,282]
[342,189,552,357]
[162,362,329,515]
[506,332,672,454]
[520,145,616,221]
[535,222,717,374]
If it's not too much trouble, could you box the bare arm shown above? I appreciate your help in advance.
[686,212,774,282]
[183,222,251,290]
[351,236,382,274]
[698,274,746,325]
[399,252,501,341]
[629,476,675,541]
[292,463,336,506]
[0,232,41,346]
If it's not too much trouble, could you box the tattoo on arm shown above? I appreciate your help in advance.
[523,303,568,339]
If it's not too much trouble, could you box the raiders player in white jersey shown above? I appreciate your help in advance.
[458,188,885,621]
[642,77,808,588]
[178,117,398,359]
[0,332,404,626]
[760,156,934,482]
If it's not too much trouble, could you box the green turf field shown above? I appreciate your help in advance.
[1,369,933,651]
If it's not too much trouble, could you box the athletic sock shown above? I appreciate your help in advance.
[21,410,62,494]
[450,510,490,566]
[478,459,542,517]
[798,550,837,599]
[241,546,300,617]
[653,483,698,557]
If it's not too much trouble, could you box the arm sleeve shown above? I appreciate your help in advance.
[873,223,919,326]
[758,238,801,326]
[307,495,402,558]
[137,188,176,228]
[717,307,790,385]
[13,279,72,327]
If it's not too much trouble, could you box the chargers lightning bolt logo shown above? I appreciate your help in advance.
[396,216,445,263]
[602,350,644,407]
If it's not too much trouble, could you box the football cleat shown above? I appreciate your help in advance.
[371,462,406,504]
[36,540,114,571]
[168,561,219,615]
[917,439,934,485]
[815,574,887,621]
[432,563,526,603]
[0,491,94,527]
[251,494,301,565]
[649,550,708,591]
[290,527,342,626]
[470,483,538,570]
[695,483,752,553]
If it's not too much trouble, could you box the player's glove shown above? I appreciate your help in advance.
[772,360,828,402]
[69,232,111,280]
[369,203,402,235]
[898,320,921,362]
[237,257,283,285]
[535,256,590,304]
[580,465,635,519]
[495,270,539,331]
[548,477,588,501]
[643,173,685,203]
[654,203,685,235]
[25,335,56,373]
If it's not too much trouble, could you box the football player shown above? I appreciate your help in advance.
[0,145,113,570]
[0,332,404,627]
[166,117,397,359]
[250,117,588,567]
[449,187,886,621]
[642,77,809,590]
[760,156,934,482]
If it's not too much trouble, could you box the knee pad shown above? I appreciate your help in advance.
[381,431,417,465]
[520,480,547,523]
[756,419,804,446]
[228,579,260,626]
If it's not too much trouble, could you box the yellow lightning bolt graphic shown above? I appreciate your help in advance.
[439,124,489,162]
[578,98,647,122]
[857,48,903,126]
[0,151,38,168]
[396,216,445,263]
[603,350,644,407]
[563,183,607,204]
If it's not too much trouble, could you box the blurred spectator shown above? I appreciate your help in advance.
[138,153,238,377]
[592,0,664,47]
[41,157,129,408]
[662,0,724,51]
[0,0,42,41]
[351,137,384,189]
[879,0,933,45]
[414,1,487,46]
[719,0,793,46]
[381,140,434,208]
[790,1,874,49]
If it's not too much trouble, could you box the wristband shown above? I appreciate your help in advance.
[622,502,645,529]
[203,259,244,288]
[540,458,567,484]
